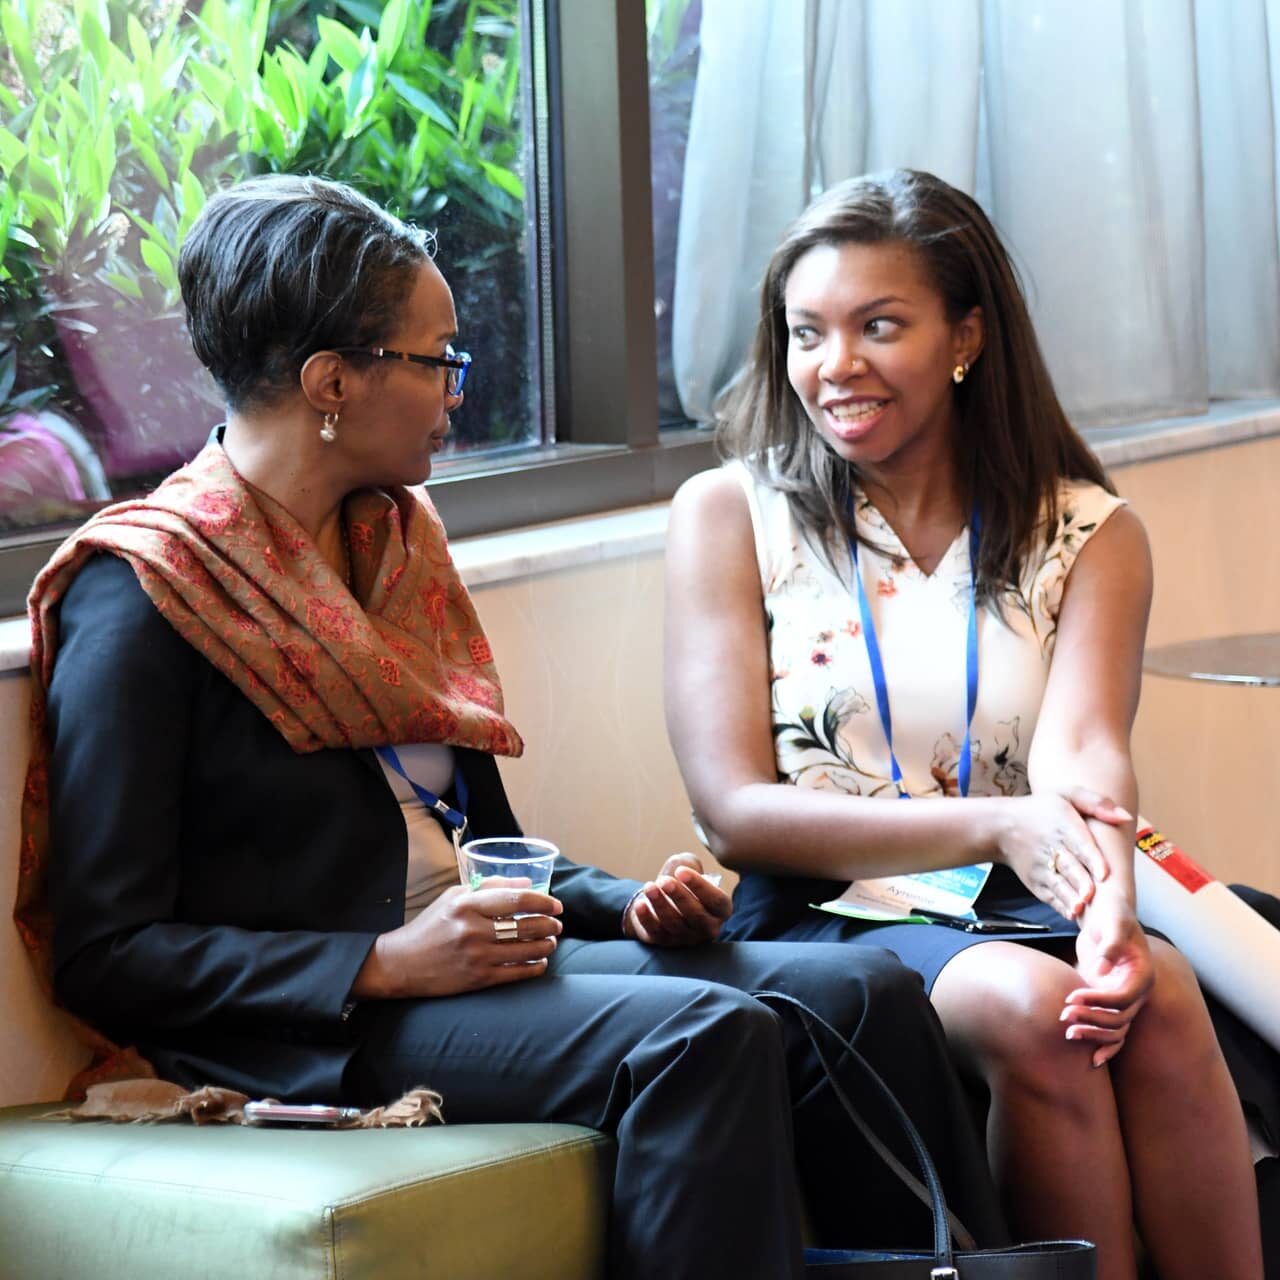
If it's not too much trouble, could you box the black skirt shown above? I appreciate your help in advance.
[724,866,1280,1155]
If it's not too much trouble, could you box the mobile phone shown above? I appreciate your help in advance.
[242,1101,363,1127]
[915,908,1052,935]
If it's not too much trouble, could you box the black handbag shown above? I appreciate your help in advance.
[752,991,1097,1279]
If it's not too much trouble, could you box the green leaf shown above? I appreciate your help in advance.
[190,60,232,109]
[333,0,382,27]
[7,386,57,411]
[76,5,111,72]
[458,77,475,140]
[139,237,178,294]
[386,73,454,132]
[480,159,524,201]
[103,270,144,302]
[263,53,304,133]
[95,119,115,191]
[407,113,434,177]
[0,128,26,176]
[344,54,378,132]
[376,0,410,66]
[127,13,152,72]
[411,0,434,45]
[316,16,365,73]
[179,170,206,226]
[251,103,288,164]
[128,129,169,191]
[70,135,105,213]
[0,2,42,92]
[24,153,63,206]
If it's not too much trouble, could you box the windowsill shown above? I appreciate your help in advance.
[2,399,1278,676]
[1084,398,1280,468]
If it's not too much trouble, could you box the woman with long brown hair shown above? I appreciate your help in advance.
[665,168,1265,1279]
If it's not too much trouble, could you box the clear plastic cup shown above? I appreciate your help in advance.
[461,837,558,915]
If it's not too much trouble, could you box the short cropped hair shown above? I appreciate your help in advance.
[179,174,433,410]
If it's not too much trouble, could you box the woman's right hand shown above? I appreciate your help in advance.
[352,882,562,999]
[993,788,1128,919]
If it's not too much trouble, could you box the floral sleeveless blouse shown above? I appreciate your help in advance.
[730,461,1125,800]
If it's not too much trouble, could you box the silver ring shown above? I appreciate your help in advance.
[493,918,520,943]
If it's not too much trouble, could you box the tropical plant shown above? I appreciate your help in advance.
[0,0,533,519]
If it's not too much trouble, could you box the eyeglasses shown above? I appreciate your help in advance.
[331,345,472,397]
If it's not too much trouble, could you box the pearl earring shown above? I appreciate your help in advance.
[320,411,339,443]
[952,363,970,385]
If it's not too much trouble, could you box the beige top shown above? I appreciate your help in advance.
[730,460,1126,800]
[376,742,461,921]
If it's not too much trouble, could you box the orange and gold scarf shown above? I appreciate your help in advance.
[15,441,522,1094]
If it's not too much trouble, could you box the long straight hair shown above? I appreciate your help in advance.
[717,169,1112,605]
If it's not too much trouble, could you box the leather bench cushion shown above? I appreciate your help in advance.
[0,1104,614,1279]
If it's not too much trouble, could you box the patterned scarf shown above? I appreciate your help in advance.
[14,440,522,1093]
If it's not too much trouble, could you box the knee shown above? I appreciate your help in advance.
[953,963,1091,1102]
[684,983,787,1060]
[778,942,931,1031]
[1126,941,1219,1073]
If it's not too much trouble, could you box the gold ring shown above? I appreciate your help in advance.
[493,918,519,943]
[1050,849,1061,875]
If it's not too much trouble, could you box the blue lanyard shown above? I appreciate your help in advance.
[847,509,981,799]
[376,744,469,833]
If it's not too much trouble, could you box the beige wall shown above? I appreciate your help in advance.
[1119,435,1280,893]
[474,553,720,888]
[0,672,89,1103]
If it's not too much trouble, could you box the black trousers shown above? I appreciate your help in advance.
[345,939,1005,1280]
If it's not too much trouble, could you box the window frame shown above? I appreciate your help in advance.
[0,0,712,616]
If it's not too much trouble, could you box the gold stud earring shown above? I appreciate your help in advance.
[320,411,339,443]
[952,362,970,385]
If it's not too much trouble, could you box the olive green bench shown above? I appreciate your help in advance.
[0,1103,614,1279]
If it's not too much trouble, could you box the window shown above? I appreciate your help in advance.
[0,0,710,614]
[0,0,553,587]
[647,2,1280,432]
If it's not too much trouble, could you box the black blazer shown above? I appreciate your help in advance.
[46,554,641,1099]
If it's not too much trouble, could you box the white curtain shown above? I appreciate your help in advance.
[671,0,1280,425]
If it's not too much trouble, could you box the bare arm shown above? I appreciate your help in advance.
[1028,504,1152,904]
[1026,505,1156,1063]
[665,469,1038,880]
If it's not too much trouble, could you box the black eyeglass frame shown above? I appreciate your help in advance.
[331,346,472,396]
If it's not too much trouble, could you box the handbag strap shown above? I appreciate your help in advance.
[752,989,977,1266]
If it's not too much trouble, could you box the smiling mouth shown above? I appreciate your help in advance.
[823,398,888,439]
[825,399,887,422]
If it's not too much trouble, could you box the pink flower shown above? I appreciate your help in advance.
[876,576,897,598]
[810,648,831,666]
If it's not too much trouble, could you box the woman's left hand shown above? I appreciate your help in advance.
[1063,898,1155,1068]
[623,853,732,947]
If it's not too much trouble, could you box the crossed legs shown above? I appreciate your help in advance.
[931,937,1263,1280]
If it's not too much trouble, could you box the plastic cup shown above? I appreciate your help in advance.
[461,837,558,914]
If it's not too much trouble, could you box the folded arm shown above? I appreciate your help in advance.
[1026,505,1155,1062]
